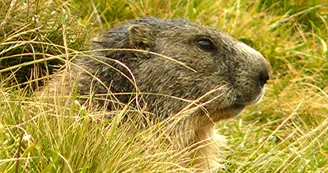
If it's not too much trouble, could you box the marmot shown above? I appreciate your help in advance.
[40,17,270,172]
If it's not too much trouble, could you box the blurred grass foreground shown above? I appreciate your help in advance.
[1,0,328,172]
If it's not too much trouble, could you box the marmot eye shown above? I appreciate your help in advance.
[196,39,216,52]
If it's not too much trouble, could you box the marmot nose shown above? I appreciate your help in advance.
[258,70,270,87]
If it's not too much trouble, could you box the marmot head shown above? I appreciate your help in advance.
[83,17,270,122]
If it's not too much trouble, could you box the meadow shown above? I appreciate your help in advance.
[1,0,327,172]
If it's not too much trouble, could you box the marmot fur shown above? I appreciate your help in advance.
[40,17,270,172]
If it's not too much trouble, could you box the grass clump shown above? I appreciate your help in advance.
[0,89,194,172]
[1,0,328,172]
[0,0,88,88]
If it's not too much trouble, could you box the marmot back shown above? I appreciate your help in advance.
[41,17,270,171]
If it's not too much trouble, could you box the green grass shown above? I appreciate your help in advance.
[1,0,328,172]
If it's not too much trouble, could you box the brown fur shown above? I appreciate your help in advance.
[39,17,270,172]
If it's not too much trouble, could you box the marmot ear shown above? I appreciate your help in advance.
[128,24,155,50]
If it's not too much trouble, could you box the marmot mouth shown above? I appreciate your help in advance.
[214,103,246,120]
[233,87,265,107]
[231,103,245,109]
[247,88,265,105]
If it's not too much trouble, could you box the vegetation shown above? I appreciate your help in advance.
[1,0,327,172]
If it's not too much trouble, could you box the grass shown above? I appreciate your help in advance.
[1,0,328,172]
